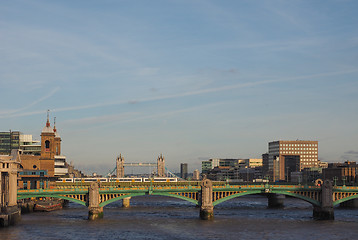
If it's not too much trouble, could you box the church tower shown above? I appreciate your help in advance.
[40,110,55,176]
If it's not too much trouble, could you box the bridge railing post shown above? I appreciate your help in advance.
[199,179,214,220]
[313,180,334,220]
[87,182,103,220]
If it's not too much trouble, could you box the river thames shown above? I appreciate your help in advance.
[2,196,358,240]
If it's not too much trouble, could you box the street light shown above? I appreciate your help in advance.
[333,176,338,186]
[342,176,347,186]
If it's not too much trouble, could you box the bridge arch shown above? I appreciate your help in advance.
[212,190,320,207]
[17,194,87,206]
[99,192,198,207]
[333,194,358,207]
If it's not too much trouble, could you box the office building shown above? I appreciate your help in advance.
[181,163,188,179]
[0,131,20,155]
[323,161,358,185]
[19,134,41,155]
[193,169,200,180]
[268,140,318,181]
[1,131,42,156]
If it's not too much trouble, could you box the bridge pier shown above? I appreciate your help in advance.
[1,155,21,227]
[199,179,214,220]
[267,194,285,208]
[88,182,103,220]
[313,180,334,220]
[122,197,131,208]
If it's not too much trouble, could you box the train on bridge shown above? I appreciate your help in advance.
[56,177,178,183]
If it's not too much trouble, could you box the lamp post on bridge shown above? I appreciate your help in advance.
[333,176,338,186]
[342,176,347,187]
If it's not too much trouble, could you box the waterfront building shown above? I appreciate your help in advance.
[0,131,42,156]
[202,161,213,174]
[323,161,358,185]
[193,169,200,180]
[19,134,41,155]
[180,163,188,179]
[206,166,257,182]
[202,158,241,173]
[262,153,269,178]
[0,131,20,155]
[203,157,263,182]
[248,158,263,168]
[268,140,318,181]
[18,114,69,188]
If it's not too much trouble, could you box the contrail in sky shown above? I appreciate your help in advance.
[0,69,357,119]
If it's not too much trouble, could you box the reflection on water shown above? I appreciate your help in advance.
[2,196,358,240]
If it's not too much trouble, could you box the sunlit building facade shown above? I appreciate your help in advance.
[268,140,318,181]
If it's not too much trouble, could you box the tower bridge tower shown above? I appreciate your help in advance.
[157,154,165,177]
[116,154,124,178]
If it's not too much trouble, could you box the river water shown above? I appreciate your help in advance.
[1,196,358,240]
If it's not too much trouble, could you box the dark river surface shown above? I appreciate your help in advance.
[2,196,358,240]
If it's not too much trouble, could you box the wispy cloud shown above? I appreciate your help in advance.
[340,150,358,161]
[0,87,60,117]
[63,101,228,132]
[345,150,358,155]
[1,69,357,119]
[62,112,139,126]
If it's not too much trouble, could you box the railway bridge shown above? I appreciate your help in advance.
[17,179,358,220]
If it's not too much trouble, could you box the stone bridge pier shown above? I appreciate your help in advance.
[87,182,103,220]
[1,153,21,227]
[313,180,334,220]
[199,179,214,220]
[267,194,285,208]
[122,197,131,208]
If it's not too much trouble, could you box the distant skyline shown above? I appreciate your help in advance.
[1,0,358,175]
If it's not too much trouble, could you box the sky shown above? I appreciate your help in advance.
[1,0,358,175]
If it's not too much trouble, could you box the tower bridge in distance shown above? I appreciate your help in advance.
[115,154,166,178]
[15,179,358,221]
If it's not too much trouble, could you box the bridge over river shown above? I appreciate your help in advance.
[17,179,358,221]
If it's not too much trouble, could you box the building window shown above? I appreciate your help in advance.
[45,140,50,151]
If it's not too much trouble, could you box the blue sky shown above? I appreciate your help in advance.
[1,0,358,175]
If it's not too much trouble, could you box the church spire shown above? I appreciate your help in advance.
[46,109,50,127]
[42,109,54,133]
[53,117,57,132]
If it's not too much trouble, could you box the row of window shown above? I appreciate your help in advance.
[301,159,317,162]
[301,162,318,166]
[281,147,317,151]
[281,152,317,155]
[280,143,317,147]
[300,156,318,159]
[1,163,10,168]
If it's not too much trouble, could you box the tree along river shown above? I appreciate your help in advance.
[1,195,358,240]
